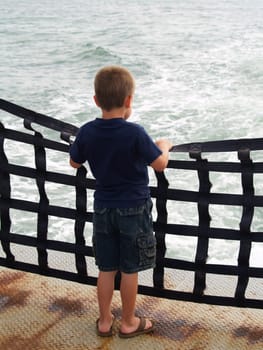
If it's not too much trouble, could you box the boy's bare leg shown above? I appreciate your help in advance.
[120,272,153,334]
[97,270,117,332]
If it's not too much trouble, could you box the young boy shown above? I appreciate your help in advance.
[69,66,172,338]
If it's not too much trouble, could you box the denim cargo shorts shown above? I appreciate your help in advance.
[92,198,156,273]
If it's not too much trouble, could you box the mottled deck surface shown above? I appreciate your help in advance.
[0,266,263,350]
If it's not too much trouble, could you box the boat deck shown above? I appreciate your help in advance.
[0,266,263,350]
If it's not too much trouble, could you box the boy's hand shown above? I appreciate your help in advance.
[155,139,173,151]
[150,139,173,172]
[70,158,82,169]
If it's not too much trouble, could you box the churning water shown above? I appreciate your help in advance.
[1,0,263,266]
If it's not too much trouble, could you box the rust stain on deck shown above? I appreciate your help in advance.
[0,270,26,286]
[0,271,30,310]
[155,318,203,341]
[49,297,85,315]
[0,290,30,309]
[233,326,263,344]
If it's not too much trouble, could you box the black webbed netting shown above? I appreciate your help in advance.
[1,99,263,308]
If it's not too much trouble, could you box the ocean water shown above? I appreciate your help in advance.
[1,0,263,266]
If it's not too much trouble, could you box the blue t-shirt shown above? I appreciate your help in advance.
[70,118,162,208]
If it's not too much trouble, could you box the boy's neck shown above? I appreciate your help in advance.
[101,107,126,120]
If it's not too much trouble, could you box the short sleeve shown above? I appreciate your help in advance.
[136,126,162,165]
[69,129,86,164]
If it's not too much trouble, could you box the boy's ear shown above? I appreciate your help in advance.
[124,95,133,108]
[93,95,100,107]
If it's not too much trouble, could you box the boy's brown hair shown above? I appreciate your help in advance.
[94,66,135,111]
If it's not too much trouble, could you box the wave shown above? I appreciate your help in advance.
[73,44,121,66]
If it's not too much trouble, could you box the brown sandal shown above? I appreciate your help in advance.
[119,317,155,338]
[96,317,114,337]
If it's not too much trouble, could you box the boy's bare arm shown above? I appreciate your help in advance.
[70,158,82,169]
[150,139,173,172]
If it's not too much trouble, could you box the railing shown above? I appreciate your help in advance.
[1,98,263,308]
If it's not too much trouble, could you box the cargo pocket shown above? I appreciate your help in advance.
[137,234,156,267]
